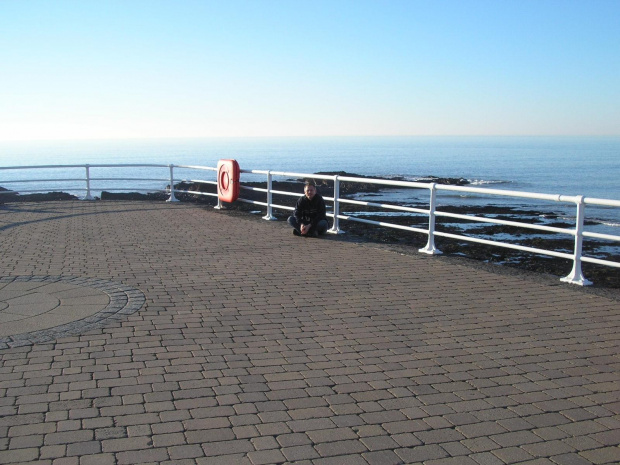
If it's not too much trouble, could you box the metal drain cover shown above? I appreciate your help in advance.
[0,276,145,349]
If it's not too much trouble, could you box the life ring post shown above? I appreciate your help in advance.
[216,159,240,203]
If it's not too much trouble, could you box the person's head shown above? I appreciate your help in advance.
[304,180,317,200]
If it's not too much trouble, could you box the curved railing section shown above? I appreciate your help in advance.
[1,163,619,286]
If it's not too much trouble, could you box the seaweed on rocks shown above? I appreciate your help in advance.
[0,190,78,202]
[0,186,18,203]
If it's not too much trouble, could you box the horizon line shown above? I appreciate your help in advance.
[2,134,620,144]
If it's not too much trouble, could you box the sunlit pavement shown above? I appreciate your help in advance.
[1,200,618,465]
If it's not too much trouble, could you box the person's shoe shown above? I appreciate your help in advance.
[311,230,319,238]
[293,229,301,236]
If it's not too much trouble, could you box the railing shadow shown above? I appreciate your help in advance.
[0,201,170,232]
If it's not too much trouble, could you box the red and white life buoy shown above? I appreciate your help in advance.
[217,159,240,202]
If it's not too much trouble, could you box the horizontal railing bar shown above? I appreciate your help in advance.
[259,200,295,211]
[89,164,170,168]
[97,188,165,192]
[271,204,295,211]
[241,169,270,175]
[0,188,87,193]
[174,189,218,197]
[582,231,620,241]
[237,198,269,207]
[276,205,295,211]
[173,165,217,171]
[90,178,168,182]
[178,179,217,185]
[241,186,299,197]
[434,231,574,259]
[339,198,429,215]
[584,197,620,207]
[0,188,165,194]
[436,211,576,235]
[0,165,90,170]
[436,184,580,202]
[239,185,336,205]
[266,189,299,197]
[581,256,620,267]
[243,169,335,181]
[0,178,85,183]
[237,197,297,212]
[337,176,429,189]
[337,214,429,235]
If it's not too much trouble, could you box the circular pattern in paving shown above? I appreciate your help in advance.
[0,276,145,349]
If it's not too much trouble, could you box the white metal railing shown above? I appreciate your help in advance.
[1,163,619,286]
[236,170,620,286]
[0,164,173,201]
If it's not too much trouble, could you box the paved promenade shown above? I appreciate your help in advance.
[0,200,618,465]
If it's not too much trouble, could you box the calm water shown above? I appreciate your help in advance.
[1,136,619,233]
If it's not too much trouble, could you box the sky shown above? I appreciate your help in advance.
[1,0,619,141]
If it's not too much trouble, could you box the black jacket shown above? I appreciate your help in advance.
[294,194,327,228]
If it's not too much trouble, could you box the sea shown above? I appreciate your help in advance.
[1,136,619,239]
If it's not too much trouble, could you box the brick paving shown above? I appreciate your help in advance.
[0,200,618,465]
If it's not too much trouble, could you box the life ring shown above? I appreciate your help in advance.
[217,159,240,202]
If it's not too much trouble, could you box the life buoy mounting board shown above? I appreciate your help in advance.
[217,159,240,202]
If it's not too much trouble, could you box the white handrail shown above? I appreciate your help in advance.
[1,163,618,286]
[0,178,86,183]
[239,168,619,286]
[436,211,576,235]
[584,197,620,207]
[339,198,429,215]
[174,165,217,171]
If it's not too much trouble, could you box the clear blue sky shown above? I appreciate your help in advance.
[1,0,619,141]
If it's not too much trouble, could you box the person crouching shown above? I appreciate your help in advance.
[287,180,329,237]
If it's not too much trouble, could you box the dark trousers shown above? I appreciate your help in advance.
[287,216,329,235]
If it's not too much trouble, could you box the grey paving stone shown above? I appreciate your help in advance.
[0,200,618,465]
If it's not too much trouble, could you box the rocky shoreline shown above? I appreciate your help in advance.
[2,174,619,291]
[172,173,620,290]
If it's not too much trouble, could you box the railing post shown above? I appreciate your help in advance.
[561,196,592,286]
[214,168,223,209]
[263,171,276,220]
[329,175,344,234]
[166,164,179,202]
[419,183,441,255]
[83,164,94,200]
